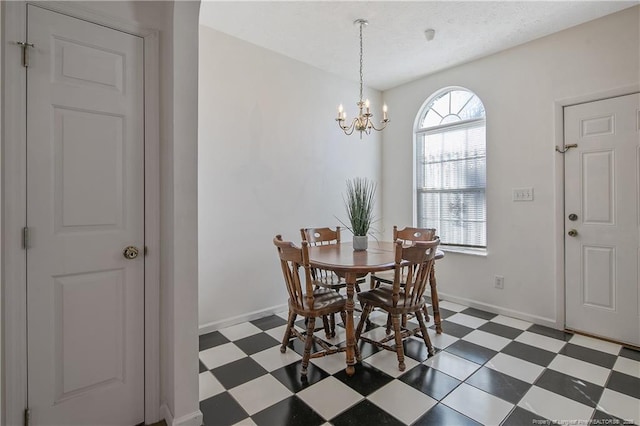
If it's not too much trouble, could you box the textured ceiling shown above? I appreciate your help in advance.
[200,1,638,91]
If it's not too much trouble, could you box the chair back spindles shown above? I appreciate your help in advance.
[274,236,315,310]
[300,227,341,282]
[392,239,439,309]
[393,226,437,243]
[300,226,366,289]
[301,227,340,246]
[377,226,438,288]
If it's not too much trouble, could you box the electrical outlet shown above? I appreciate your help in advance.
[513,187,534,201]
[495,275,504,289]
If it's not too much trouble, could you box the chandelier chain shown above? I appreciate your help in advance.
[359,21,364,102]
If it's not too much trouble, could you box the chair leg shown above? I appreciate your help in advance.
[281,311,296,353]
[329,313,336,338]
[422,305,430,322]
[321,315,331,339]
[365,315,372,329]
[391,314,406,371]
[429,265,442,334]
[415,308,434,356]
[340,309,362,361]
[370,274,377,290]
[355,304,373,341]
[386,313,392,335]
[339,310,348,328]
[301,316,316,377]
[357,292,372,328]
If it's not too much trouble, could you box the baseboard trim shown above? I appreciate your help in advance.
[438,292,558,329]
[161,404,203,426]
[160,404,204,426]
[199,297,559,335]
[199,303,288,335]
[160,404,172,425]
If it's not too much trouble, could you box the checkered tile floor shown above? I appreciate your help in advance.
[199,300,640,425]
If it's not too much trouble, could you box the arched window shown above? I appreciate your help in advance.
[415,88,486,248]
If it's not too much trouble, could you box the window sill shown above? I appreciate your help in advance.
[440,246,487,257]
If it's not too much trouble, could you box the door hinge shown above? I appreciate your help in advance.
[22,227,30,250]
[16,41,34,68]
[24,408,31,426]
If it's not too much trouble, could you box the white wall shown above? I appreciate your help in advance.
[161,2,201,425]
[198,26,382,330]
[381,7,639,326]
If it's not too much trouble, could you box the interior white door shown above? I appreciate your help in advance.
[26,5,145,424]
[564,93,640,347]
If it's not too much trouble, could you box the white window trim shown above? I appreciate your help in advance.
[440,245,488,256]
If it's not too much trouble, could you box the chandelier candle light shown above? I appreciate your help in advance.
[336,19,390,138]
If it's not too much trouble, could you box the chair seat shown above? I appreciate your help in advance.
[290,288,346,316]
[357,287,425,314]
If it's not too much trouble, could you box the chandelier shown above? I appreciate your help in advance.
[336,19,390,138]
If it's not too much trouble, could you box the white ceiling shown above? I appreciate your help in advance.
[199,1,638,91]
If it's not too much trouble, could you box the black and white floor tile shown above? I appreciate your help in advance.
[199,301,640,425]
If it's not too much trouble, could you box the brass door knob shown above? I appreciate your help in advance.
[123,246,139,259]
[568,229,578,237]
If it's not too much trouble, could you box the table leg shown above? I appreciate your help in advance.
[344,272,356,376]
[429,265,442,334]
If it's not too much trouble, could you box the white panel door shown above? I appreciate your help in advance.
[565,93,640,346]
[26,5,145,424]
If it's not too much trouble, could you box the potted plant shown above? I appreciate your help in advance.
[343,177,377,251]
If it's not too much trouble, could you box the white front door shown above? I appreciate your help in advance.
[564,93,640,347]
[26,5,145,424]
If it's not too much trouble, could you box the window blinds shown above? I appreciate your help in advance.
[416,121,486,247]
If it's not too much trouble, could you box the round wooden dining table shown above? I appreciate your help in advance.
[306,241,444,376]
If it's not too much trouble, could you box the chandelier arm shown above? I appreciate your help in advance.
[338,119,358,136]
[369,120,390,132]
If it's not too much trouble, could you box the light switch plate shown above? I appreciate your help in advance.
[513,187,534,201]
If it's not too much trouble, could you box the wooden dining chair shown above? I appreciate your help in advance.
[355,238,440,371]
[273,235,347,378]
[300,227,367,336]
[370,226,438,330]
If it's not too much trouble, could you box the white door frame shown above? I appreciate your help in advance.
[1,1,161,424]
[553,84,640,332]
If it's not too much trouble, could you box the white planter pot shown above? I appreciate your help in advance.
[353,235,368,251]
